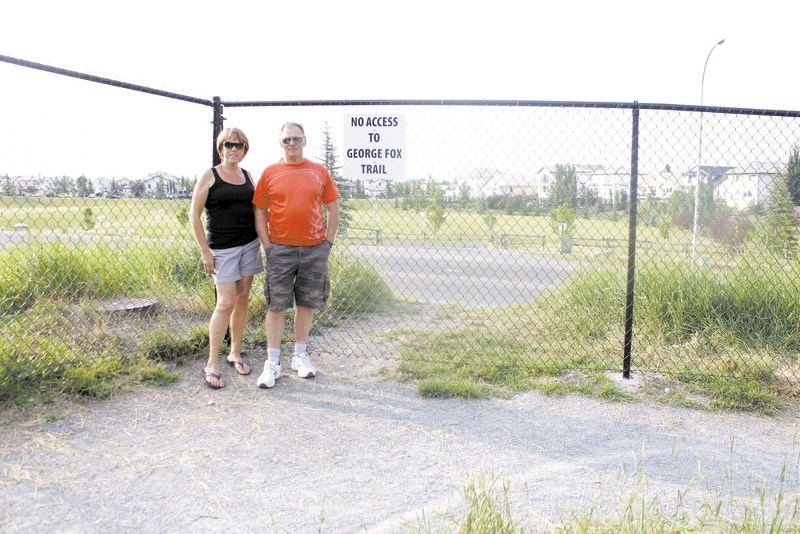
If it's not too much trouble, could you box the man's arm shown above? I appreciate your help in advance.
[325,200,340,245]
[254,207,271,250]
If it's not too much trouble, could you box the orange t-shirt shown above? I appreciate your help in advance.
[253,158,340,246]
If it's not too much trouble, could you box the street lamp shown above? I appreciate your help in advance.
[691,38,725,264]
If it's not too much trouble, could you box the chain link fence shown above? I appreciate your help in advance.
[2,56,799,398]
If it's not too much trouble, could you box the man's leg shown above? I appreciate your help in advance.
[292,306,317,378]
[266,309,287,352]
[257,308,286,388]
[293,306,314,345]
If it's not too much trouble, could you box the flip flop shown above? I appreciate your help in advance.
[203,368,224,389]
[226,357,251,376]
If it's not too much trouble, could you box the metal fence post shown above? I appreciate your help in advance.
[212,96,223,166]
[622,102,640,379]
[210,96,228,344]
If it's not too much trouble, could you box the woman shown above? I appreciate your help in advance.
[190,127,263,389]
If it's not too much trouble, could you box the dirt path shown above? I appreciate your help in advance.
[2,346,799,533]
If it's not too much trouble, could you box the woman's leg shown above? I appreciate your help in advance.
[226,275,254,368]
[204,281,237,388]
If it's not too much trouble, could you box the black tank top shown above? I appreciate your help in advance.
[205,167,258,249]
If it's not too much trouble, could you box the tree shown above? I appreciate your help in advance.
[750,174,797,256]
[426,179,446,234]
[709,211,752,252]
[549,204,576,236]
[786,144,800,205]
[697,172,716,226]
[458,183,471,205]
[129,180,146,197]
[483,211,497,235]
[76,175,89,197]
[666,189,694,229]
[176,206,189,226]
[81,207,96,230]
[181,176,196,193]
[766,175,798,256]
[317,122,351,235]
[53,176,74,196]
[614,189,628,212]
[109,179,121,196]
[549,164,577,209]
[2,174,12,196]
[155,178,166,199]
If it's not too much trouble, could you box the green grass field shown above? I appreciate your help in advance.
[1,195,798,413]
[1,196,193,238]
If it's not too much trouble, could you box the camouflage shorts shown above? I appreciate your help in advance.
[264,241,332,310]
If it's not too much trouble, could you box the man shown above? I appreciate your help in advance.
[253,122,340,388]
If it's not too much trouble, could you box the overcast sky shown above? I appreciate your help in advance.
[1,0,798,180]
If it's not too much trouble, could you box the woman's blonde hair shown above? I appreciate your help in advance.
[216,127,250,157]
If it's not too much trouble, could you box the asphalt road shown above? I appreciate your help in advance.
[352,242,578,307]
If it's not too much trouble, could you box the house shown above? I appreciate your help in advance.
[714,161,784,209]
[584,166,630,203]
[363,178,390,198]
[486,172,537,197]
[681,165,734,195]
[140,172,186,197]
[459,168,503,198]
[536,164,605,202]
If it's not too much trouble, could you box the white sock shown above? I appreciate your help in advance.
[267,348,281,362]
[294,343,307,356]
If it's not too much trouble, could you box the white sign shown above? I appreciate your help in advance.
[343,114,406,181]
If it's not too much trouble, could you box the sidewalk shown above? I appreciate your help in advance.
[1,353,798,532]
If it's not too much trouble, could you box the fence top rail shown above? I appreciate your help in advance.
[3,54,799,117]
[0,54,213,107]
[220,98,800,117]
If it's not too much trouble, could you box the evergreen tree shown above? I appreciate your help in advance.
[2,174,12,196]
[751,174,798,256]
[786,144,800,205]
[53,176,74,196]
[155,178,166,199]
[317,122,351,234]
[766,175,798,256]
[550,163,577,209]
[76,175,89,197]
[458,183,471,206]
[698,172,716,226]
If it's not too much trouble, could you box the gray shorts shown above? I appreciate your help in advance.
[211,238,264,284]
[264,242,331,310]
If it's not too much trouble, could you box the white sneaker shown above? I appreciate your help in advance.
[257,360,281,389]
[291,354,317,378]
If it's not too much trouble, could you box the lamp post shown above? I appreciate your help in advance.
[691,38,725,264]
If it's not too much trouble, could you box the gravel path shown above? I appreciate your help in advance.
[2,349,799,533]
